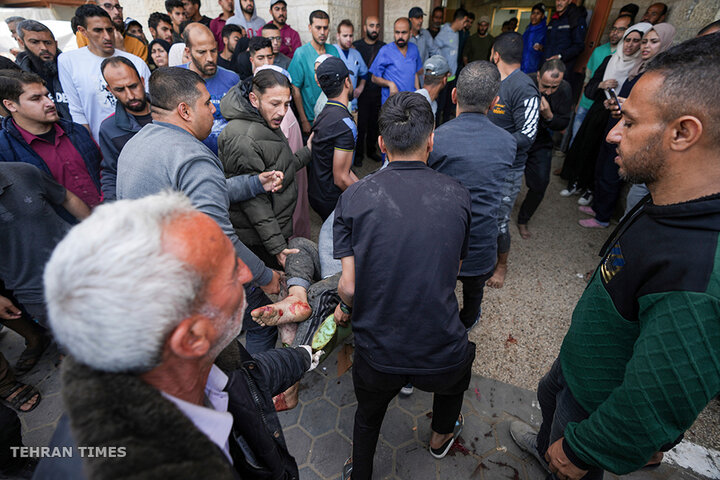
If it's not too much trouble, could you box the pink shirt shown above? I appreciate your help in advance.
[14,121,101,208]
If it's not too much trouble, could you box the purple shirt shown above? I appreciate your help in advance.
[14,121,101,207]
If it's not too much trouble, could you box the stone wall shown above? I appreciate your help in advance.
[383,0,433,42]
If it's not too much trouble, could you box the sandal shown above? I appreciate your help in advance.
[0,382,41,412]
[429,413,464,459]
[342,457,352,480]
[14,335,51,376]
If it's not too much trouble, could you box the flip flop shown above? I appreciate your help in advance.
[342,457,352,480]
[429,413,464,459]
[0,382,42,412]
[14,335,51,376]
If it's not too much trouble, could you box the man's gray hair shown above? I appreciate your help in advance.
[16,20,54,41]
[5,16,26,28]
[456,60,501,113]
[44,192,204,373]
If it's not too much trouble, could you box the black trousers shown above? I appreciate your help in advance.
[458,271,494,329]
[0,403,21,472]
[351,344,475,479]
[435,78,457,126]
[356,91,381,157]
[518,147,553,225]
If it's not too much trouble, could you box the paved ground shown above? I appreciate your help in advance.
[1,151,718,479]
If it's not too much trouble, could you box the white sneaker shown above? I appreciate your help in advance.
[560,183,580,197]
[400,384,414,396]
[578,190,593,206]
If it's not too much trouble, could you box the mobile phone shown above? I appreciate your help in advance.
[607,88,621,114]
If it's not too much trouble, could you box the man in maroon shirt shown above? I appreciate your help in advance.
[210,0,234,52]
[261,0,301,58]
[0,70,103,208]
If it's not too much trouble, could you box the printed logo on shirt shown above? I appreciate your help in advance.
[492,103,506,115]
[284,37,292,47]
[600,242,625,283]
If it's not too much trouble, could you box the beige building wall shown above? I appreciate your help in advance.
[383,0,432,41]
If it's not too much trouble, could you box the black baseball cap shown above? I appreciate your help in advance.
[316,57,350,92]
[409,7,426,18]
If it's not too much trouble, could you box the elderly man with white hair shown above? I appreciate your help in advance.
[34,192,322,479]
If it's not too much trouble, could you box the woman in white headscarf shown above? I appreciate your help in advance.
[168,42,190,67]
[560,22,651,199]
[599,22,652,93]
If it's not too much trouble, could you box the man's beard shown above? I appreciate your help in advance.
[618,131,665,185]
[192,55,217,76]
[123,97,148,113]
[206,299,246,359]
[243,4,254,14]
[366,29,378,40]
[396,39,407,48]
[25,49,58,78]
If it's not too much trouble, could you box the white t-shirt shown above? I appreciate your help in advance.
[415,88,437,116]
[58,47,151,141]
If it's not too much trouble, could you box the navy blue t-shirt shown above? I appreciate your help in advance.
[333,161,472,374]
[308,100,356,220]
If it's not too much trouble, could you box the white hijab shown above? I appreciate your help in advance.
[603,22,652,91]
[168,43,187,67]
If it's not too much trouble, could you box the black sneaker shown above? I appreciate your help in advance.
[429,414,463,459]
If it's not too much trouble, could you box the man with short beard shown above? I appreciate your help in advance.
[428,6,443,38]
[261,23,291,70]
[353,15,384,163]
[98,57,152,201]
[181,23,239,154]
[15,20,70,120]
[227,0,265,38]
[262,0,301,58]
[288,10,339,136]
[370,17,423,106]
[510,35,720,480]
[75,0,148,61]
[334,19,367,115]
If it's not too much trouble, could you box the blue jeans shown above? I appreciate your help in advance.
[570,106,589,146]
[624,184,649,216]
[496,167,525,254]
[242,285,278,354]
[536,359,604,480]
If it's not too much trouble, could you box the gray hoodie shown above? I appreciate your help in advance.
[227,4,266,37]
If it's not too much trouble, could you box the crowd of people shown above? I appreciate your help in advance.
[1,0,720,479]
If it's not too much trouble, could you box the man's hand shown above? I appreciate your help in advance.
[275,248,299,269]
[353,86,364,99]
[258,170,284,192]
[539,96,553,120]
[301,118,312,136]
[533,43,543,51]
[545,438,588,480]
[548,54,561,60]
[306,132,315,151]
[0,295,22,320]
[260,269,285,295]
[388,82,399,97]
[333,303,351,327]
[299,345,324,371]
[598,79,619,90]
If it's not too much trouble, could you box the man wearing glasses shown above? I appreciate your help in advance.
[261,23,290,69]
[75,0,148,61]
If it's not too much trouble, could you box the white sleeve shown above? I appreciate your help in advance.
[57,52,87,125]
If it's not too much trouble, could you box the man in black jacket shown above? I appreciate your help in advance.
[14,20,70,120]
[517,59,572,238]
[34,192,321,479]
[98,56,152,201]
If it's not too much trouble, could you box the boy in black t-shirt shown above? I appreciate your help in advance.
[334,93,474,479]
[308,57,359,220]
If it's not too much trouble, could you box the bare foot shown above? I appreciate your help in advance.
[645,452,663,467]
[278,323,298,346]
[517,224,531,239]
[487,263,507,289]
[273,382,299,411]
[251,294,312,327]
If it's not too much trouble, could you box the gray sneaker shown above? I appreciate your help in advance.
[509,420,550,473]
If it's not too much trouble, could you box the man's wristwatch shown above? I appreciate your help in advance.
[339,301,353,315]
